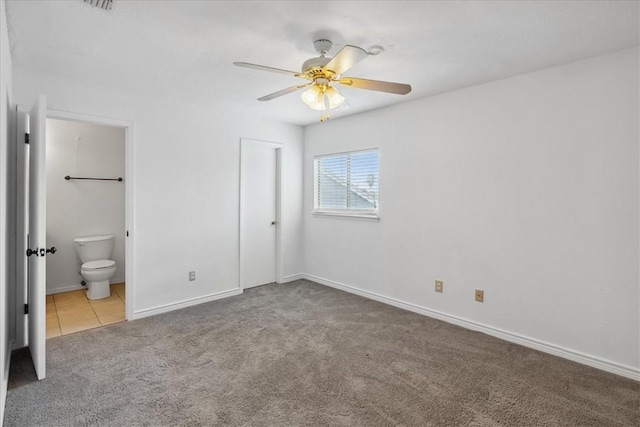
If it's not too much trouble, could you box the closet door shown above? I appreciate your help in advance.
[240,140,278,289]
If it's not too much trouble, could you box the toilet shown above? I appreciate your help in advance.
[73,234,117,300]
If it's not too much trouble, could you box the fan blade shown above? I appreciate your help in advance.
[258,83,312,101]
[324,45,369,75]
[233,62,304,78]
[338,77,412,95]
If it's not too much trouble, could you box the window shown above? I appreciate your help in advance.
[313,149,379,218]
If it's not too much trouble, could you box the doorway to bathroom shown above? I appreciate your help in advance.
[43,117,127,338]
[16,101,135,379]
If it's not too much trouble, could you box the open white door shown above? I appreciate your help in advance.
[240,140,279,289]
[27,95,47,380]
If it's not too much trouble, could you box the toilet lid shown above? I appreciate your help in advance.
[82,260,115,270]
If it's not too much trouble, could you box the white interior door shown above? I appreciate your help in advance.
[16,107,29,349]
[240,140,278,289]
[27,95,47,380]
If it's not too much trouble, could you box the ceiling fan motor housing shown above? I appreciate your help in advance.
[302,56,331,74]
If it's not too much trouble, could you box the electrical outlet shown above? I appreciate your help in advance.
[189,271,196,281]
[435,280,443,293]
[475,289,484,302]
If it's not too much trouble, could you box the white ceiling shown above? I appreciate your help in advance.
[5,0,639,126]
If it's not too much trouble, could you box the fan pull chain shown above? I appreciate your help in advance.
[319,93,331,122]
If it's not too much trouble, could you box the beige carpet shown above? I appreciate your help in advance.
[4,280,639,426]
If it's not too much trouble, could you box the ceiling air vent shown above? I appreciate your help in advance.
[83,0,113,11]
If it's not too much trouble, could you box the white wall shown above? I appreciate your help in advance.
[303,48,639,378]
[13,66,304,318]
[46,119,125,293]
[0,0,14,421]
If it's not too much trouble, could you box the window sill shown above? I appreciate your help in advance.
[312,211,380,221]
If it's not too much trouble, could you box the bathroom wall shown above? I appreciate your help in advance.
[46,118,125,294]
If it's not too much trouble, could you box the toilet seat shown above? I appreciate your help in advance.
[82,259,116,271]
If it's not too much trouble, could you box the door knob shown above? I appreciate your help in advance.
[46,247,57,255]
[271,221,278,225]
[26,248,39,257]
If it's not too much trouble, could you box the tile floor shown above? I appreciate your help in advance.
[46,283,126,338]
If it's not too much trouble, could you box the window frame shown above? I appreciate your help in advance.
[313,148,380,220]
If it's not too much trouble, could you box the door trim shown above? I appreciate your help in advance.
[46,109,135,320]
[239,138,283,290]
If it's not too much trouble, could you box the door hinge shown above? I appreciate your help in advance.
[24,133,29,144]
[24,304,29,314]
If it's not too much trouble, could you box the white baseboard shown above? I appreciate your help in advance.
[46,284,85,295]
[302,273,640,382]
[132,288,243,320]
[280,274,305,283]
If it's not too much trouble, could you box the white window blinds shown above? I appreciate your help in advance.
[314,149,379,216]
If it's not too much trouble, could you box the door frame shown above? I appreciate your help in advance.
[238,138,283,290]
[45,109,135,320]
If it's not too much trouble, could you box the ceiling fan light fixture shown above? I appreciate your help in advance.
[302,84,345,111]
[325,86,345,108]
[301,85,322,106]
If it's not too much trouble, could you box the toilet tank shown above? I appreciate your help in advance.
[74,234,114,263]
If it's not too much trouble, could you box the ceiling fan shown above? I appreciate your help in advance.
[234,39,412,121]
